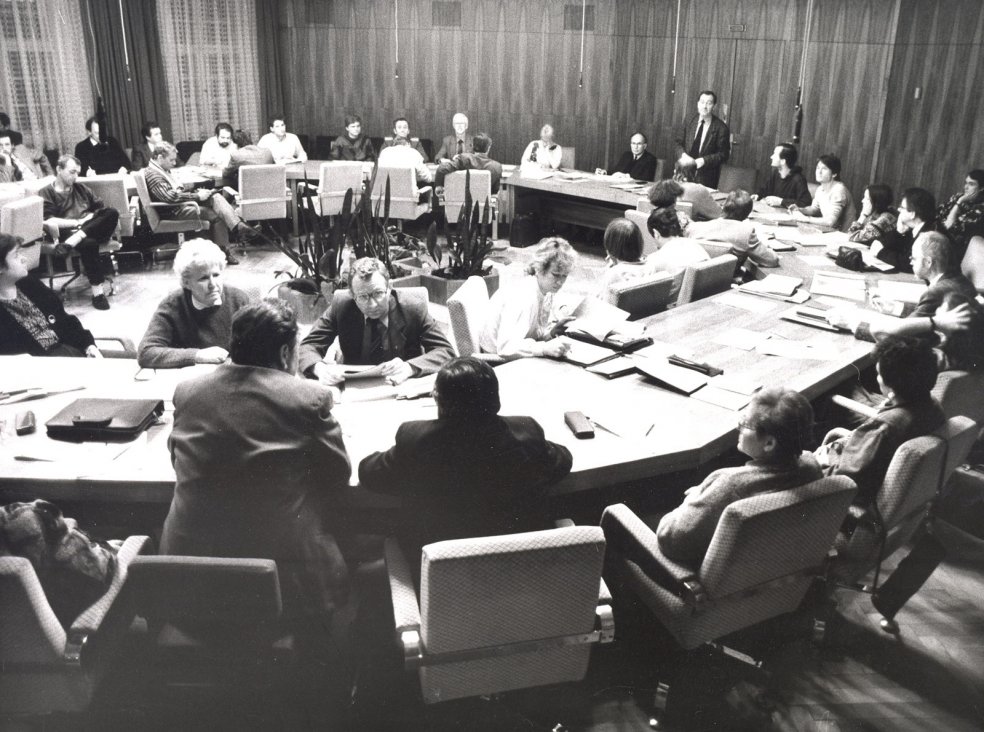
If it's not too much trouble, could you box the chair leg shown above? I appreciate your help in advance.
[648,680,671,728]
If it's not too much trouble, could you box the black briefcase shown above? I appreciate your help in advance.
[45,398,165,442]
[509,212,541,248]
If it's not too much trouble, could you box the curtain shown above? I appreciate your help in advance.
[0,0,93,152]
[156,0,263,143]
[256,0,286,126]
[80,0,172,152]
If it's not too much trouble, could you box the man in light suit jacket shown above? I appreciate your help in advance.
[298,257,455,386]
[162,300,351,616]
[359,356,573,562]
[674,90,731,189]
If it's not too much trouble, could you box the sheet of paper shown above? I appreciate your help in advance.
[756,340,838,360]
[810,271,868,302]
[709,374,763,396]
[715,291,776,313]
[630,340,692,361]
[557,337,618,367]
[740,274,803,296]
[874,279,927,304]
[691,386,751,411]
[585,356,637,379]
[339,364,386,380]
[712,328,772,351]
[799,255,835,267]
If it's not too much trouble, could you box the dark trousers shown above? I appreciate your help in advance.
[874,528,947,619]
[58,207,119,286]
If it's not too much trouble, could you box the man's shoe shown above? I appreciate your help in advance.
[92,294,110,310]
[236,223,264,245]
[225,251,240,265]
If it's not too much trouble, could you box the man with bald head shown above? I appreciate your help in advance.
[610,132,659,181]
[435,113,473,162]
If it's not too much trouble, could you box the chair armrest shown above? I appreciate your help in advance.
[601,503,701,592]
[66,535,152,664]
[384,537,423,669]
[222,186,239,199]
[831,394,879,420]
[94,334,137,358]
[42,220,60,242]
[554,518,575,529]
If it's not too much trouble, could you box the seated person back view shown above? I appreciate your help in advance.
[434,132,503,193]
[596,216,653,297]
[380,117,430,162]
[298,257,454,386]
[685,188,778,268]
[162,300,351,617]
[0,234,101,357]
[646,206,710,302]
[669,161,724,221]
[138,239,251,368]
[377,136,432,187]
[359,356,572,563]
[817,336,944,509]
[39,154,120,310]
[221,129,275,190]
[656,387,822,569]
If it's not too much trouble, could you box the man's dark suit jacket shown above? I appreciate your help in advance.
[674,114,731,188]
[874,221,944,274]
[435,132,474,161]
[612,149,659,181]
[359,414,573,559]
[162,363,351,615]
[434,152,503,193]
[73,136,131,176]
[298,288,454,377]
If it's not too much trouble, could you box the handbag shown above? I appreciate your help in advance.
[45,398,165,442]
[835,246,866,272]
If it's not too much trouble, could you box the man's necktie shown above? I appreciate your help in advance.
[366,318,384,364]
[456,139,463,155]
[690,121,704,158]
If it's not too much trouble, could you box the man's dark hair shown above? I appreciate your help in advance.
[472,133,491,153]
[232,129,253,147]
[875,336,937,402]
[866,184,894,215]
[230,299,299,369]
[698,90,717,105]
[214,122,234,137]
[603,217,643,262]
[84,116,99,132]
[902,187,936,223]
[0,112,10,127]
[722,189,753,221]
[0,133,11,146]
[672,160,697,183]
[649,179,683,208]
[434,357,501,419]
[748,387,814,460]
[776,142,798,167]
[0,233,23,269]
[268,114,285,128]
[56,154,81,170]
[647,207,683,238]
[969,169,984,188]
[392,116,409,129]
[817,154,842,179]
[140,121,159,140]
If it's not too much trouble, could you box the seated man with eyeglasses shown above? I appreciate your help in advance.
[298,257,455,386]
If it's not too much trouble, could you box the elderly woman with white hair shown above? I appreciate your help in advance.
[137,238,251,368]
[520,124,563,170]
[479,237,577,359]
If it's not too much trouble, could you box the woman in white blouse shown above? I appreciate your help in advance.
[480,237,576,359]
[520,124,563,170]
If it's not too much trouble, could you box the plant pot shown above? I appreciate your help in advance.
[418,269,500,306]
[277,281,334,324]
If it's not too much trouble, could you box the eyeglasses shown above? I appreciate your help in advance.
[354,289,388,304]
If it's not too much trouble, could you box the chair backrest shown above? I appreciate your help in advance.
[444,170,492,223]
[607,271,675,319]
[876,433,946,528]
[418,525,606,702]
[717,165,757,194]
[560,146,576,169]
[960,235,984,293]
[314,135,334,160]
[931,370,984,423]
[129,556,283,626]
[238,164,288,221]
[185,152,202,167]
[0,556,67,664]
[79,176,131,236]
[0,194,43,244]
[0,183,26,207]
[699,476,857,599]
[318,161,364,216]
[175,140,204,163]
[373,167,418,202]
[935,415,978,489]
[132,170,161,230]
[446,275,491,355]
[676,253,738,305]
[653,157,666,181]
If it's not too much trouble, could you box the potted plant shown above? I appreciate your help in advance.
[420,169,499,305]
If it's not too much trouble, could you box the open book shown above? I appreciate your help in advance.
[556,295,651,352]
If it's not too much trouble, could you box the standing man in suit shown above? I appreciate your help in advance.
[298,257,455,386]
[358,356,572,559]
[435,112,473,162]
[610,133,659,181]
[434,132,503,193]
[674,90,730,189]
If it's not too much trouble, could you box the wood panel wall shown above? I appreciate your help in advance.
[277,0,980,208]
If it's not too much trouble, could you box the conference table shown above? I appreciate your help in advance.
[0,256,913,506]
